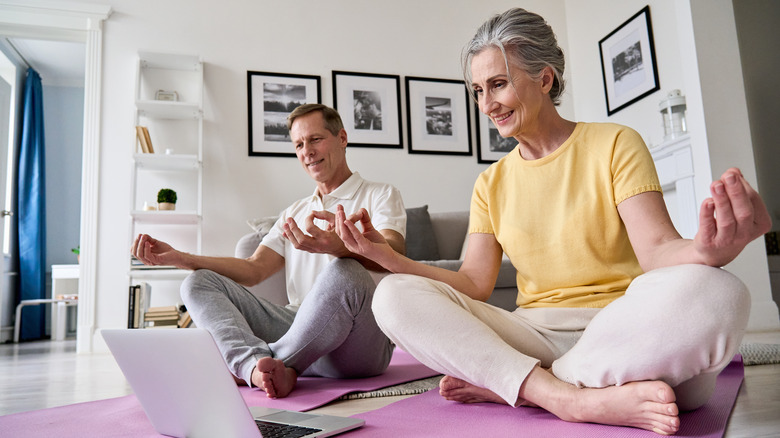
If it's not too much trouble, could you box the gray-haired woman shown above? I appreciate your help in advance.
[337,8,769,435]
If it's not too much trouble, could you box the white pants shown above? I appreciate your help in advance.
[372,264,750,410]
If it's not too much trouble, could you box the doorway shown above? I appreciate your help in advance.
[0,0,111,351]
[0,37,85,342]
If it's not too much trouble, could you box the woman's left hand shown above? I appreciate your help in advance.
[694,168,772,266]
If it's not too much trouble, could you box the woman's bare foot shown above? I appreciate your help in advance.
[439,375,508,404]
[252,357,298,399]
[523,367,680,435]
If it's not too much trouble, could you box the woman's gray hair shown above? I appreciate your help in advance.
[462,8,566,106]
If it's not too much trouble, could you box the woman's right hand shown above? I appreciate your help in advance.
[336,205,397,269]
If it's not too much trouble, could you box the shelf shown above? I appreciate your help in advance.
[136,100,201,119]
[129,267,191,280]
[134,153,199,171]
[131,210,200,224]
[139,52,201,71]
[129,50,204,312]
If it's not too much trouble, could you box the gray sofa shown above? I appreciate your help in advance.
[234,206,519,311]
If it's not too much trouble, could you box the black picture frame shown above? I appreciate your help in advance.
[405,76,472,156]
[247,71,321,157]
[474,105,518,164]
[332,70,402,148]
[598,5,660,116]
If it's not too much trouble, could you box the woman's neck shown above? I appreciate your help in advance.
[514,111,576,160]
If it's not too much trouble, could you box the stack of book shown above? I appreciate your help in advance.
[128,283,193,329]
[143,304,193,328]
[144,305,180,328]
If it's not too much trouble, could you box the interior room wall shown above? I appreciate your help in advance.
[87,0,572,347]
[43,85,83,273]
[732,0,780,230]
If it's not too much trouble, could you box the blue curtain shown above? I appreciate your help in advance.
[16,68,46,341]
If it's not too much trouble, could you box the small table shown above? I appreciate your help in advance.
[13,264,80,343]
[14,298,78,343]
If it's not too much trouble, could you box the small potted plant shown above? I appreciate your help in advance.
[71,245,80,263]
[157,188,177,211]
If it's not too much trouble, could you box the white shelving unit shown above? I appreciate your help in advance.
[128,52,204,307]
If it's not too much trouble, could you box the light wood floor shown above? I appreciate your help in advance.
[0,331,778,437]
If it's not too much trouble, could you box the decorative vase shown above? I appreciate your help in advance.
[158,202,176,211]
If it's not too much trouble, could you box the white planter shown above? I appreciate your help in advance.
[158,202,176,211]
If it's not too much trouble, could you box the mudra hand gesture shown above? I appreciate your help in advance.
[695,168,772,267]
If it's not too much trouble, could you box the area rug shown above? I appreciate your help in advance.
[349,356,745,438]
[0,348,438,438]
[339,375,443,400]
[738,343,780,365]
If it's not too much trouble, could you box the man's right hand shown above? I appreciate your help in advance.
[132,234,181,267]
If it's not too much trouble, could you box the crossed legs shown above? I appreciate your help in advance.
[182,258,394,398]
[372,264,750,434]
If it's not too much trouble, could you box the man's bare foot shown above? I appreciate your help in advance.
[439,375,508,404]
[524,368,680,435]
[251,357,298,399]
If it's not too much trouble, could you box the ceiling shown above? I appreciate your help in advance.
[6,37,85,87]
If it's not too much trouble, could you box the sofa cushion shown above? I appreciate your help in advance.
[405,205,440,261]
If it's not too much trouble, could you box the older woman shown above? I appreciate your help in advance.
[336,7,770,435]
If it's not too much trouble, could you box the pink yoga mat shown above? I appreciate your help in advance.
[0,349,438,438]
[350,356,745,438]
[240,348,439,411]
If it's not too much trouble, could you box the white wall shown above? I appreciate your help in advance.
[88,0,572,348]
[43,85,83,272]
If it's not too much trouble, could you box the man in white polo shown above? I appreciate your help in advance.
[131,103,406,398]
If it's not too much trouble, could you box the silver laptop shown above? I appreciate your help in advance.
[102,328,365,438]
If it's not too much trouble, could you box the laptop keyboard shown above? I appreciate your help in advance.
[255,420,323,437]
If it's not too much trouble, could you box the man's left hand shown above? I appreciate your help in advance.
[283,210,351,256]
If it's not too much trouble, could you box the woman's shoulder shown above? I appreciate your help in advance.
[577,121,642,138]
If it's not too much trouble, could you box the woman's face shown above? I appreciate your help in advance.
[470,47,547,139]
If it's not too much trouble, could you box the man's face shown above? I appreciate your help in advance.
[290,111,349,192]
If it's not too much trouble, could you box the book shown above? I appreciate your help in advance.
[127,283,152,328]
[142,126,155,153]
[178,311,192,328]
[135,126,150,153]
[127,285,138,328]
[138,282,151,327]
[145,305,178,315]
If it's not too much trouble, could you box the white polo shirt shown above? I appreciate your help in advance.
[261,172,406,307]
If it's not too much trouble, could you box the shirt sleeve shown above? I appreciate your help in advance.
[611,127,662,205]
[368,184,407,238]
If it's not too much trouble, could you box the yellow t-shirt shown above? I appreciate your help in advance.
[470,122,662,308]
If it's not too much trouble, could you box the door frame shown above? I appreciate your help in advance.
[0,0,112,352]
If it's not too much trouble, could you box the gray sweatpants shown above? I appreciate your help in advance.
[180,258,394,386]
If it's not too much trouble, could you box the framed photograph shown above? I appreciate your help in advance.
[405,77,472,156]
[598,5,660,116]
[332,71,402,148]
[247,71,321,157]
[475,107,518,164]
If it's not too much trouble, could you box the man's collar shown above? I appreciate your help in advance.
[312,172,364,201]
